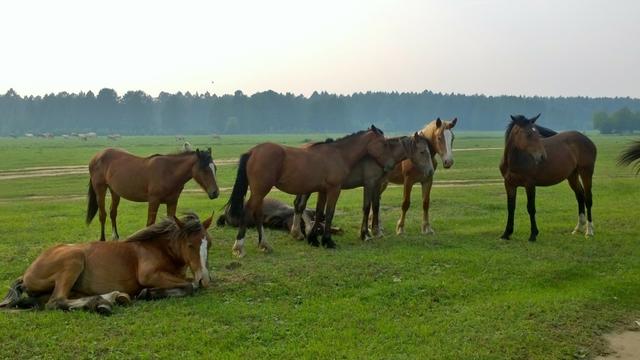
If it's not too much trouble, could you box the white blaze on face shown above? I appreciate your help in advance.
[209,162,217,181]
[442,129,453,163]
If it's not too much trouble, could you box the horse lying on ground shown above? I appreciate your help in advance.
[0,213,213,315]
[87,147,219,240]
[499,114,597,241]
[217,197,343,236]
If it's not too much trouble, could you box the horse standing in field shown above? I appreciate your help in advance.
[228,125,395,257]
[87,147,219,241]
[383,117,458,235]
[618,140,640,173]
[291,133,435,241]
[499,114,597,241]
[0,213,213,315]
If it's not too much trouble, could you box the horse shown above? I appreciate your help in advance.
[383,117,458,235]
[499,114,597,241]
[0,213,213,315]
[217,197,343,236]
[618,140,640,173]
[227,125,395,257]
[87,147,219,241]
[291,133,434,242]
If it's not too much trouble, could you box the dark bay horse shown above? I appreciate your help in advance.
[500,114,597,241]
[0,213,213,315]
[87,147,219,241]
[228,125,395,257]
[618,140,640,173]
[291,133,434,241]
[384,117,458,235]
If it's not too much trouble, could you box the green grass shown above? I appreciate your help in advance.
[0,133,639,359]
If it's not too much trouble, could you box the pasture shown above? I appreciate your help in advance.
[0,132,639,359]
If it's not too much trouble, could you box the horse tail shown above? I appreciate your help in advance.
[86,179,98,224]
[0,277,24,308]
[216,215,227,227]
[228,153,251,219]
[618,140,640,173]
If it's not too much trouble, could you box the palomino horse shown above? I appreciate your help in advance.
[384,117,458,235]
[0,213,213,315]
[619,140,640,173]
[291,133,434,241]
[500,114,597,241]
[87,148,219,241]
[228,125,395,256]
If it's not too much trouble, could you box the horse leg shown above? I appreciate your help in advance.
[109,191,121,240]
[136,285,195,300]
[307,192,327,247]
[396,179,413,235]
[371,182,383,237]
[370,181,388,233]
[580,170,595,236]
[421,179,435,235]
[291,194,310,240]
[567,172,586,235]
[321,187,341,248]
[360,185,373,241]
[95,184,108,241]
[233,216,248,258]
[525,185,538,242]
[166,201,177,219]
[147,198,160,226]
[249,195,272,253]
[500,182,517,240]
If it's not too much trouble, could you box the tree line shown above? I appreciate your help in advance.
[1,88,639,135]
[592,107,640,134]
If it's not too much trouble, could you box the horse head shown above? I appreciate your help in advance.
[407,132,435,177]
[507,114,547,165]
[425,117,457,168]
[193,148,220,199]
[173,213,214,288]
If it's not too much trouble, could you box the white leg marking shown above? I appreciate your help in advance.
[290,213,302,238]
[586,221,594,237]
[232,238,245,257]
[572,214,587,234]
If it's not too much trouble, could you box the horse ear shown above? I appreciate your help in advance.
[202,211,214,230]
[173,215,185,229]
[450,118,458,127]
[510,115,517,122]
[436,118,442,128]
[530,113,541,123]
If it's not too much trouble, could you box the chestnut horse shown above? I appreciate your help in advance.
[228,125,395,257]
[500,114,597,241]
[384,117,458,235]
[87,147,219,241]
[0,213,213,315]
[291,133,434,241]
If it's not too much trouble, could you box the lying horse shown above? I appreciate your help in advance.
[291,133,434,241]
[0,213,213,315]
[384,117,458,235]
[87,147,219,240]
[217,198,342,236]
[500,114,597,241]
[228,125,395,256]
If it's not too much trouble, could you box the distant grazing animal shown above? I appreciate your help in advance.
[107,134,121,140]
[292,133,434,241]
[227,125,395,257]
[618,140,640,173]
[0,213,213,315]
[383,117,458,235]
[87,147,219,241]
[499,114,597,241]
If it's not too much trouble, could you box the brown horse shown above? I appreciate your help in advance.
[500,114,597,241]
[0,213,213,315]
[87,147,219,241]
[383,117,458,235]
[228,125,395,257]
[291,133,434,241]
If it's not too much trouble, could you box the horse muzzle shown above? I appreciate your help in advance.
[194,269,211,288]
[443,159,454,168]
[208,190,220,199]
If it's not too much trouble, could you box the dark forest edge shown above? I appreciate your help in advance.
[1,88,639,136]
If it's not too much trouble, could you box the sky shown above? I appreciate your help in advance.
[1,0,639,98]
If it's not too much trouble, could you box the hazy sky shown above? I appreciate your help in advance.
[2,0,639,98]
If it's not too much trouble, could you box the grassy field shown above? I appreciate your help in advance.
[0,132,639,359]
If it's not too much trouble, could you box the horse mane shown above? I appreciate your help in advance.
[505,118,557,142]
[309,128,384,147]
[618,140,640,173]
[147,150,196,159]
[124,213,204,243]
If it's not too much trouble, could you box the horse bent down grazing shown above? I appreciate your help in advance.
[228,125,395,257]
[0,213,213,315]
[500,114,597,241]
[87,147,219,241]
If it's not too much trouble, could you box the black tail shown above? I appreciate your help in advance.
[228,153,251,219]
[0,278,24,308]
[86,179,98,224]
[619,140,640,173]
[216,215,227,227]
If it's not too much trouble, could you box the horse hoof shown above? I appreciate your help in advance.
[309,240,320,247]
[115,293,132,306]
[322,238,337,249]
[500,235,510,240]
[96,304,112,316]
[528,237,537,242]
[260,243,273,254]
[232,248,246,258]
[395,227,404,235]
[421,227,435,235]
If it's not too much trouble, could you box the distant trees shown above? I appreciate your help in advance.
[593,107,640,134]
[1,87,640,136]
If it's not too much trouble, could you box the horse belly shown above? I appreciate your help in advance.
[107,171,149,202]
[74,244,141,296]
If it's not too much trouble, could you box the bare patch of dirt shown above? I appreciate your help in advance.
[596,324,640,360]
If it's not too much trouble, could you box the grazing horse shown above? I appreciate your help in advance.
[384,117,458,235]
[499,114,597,241]
[291,133,434,241]
[0,213,213,315]
[228,125,395,257]
[618,140,640,173]
[87,148,219,241]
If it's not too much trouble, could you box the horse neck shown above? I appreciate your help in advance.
[163,154,197,184]
[386,137,411,163]
[136,235,186,268]
[420,124,440,157]
[503,137,535,173]
[329,134,374,167]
